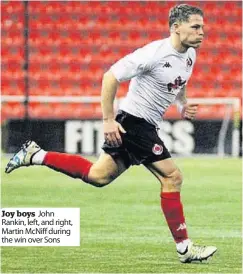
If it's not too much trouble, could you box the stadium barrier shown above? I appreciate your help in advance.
[3,118,241,157]
[2,96,241,157]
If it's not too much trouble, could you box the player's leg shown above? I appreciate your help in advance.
[87,152,127,187]
[145,158,217,263]
[145,158,188,243]
[44,150,127,187]
[5,140,127,187]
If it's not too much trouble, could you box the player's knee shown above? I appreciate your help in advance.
[87,168,114,187]
[89,174,112,187]
[90,180,109,188]
[171,169,183,187]
[164,168,183,189]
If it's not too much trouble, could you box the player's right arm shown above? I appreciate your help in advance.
[101,71,126,147]
[101,41,160,146]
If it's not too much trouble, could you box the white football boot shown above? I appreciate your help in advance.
[178,242,217,263]
[5,140,41,174]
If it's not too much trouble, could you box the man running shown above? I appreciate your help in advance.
[6,4,217,263]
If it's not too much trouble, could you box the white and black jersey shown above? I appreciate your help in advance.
[110,37,196,126]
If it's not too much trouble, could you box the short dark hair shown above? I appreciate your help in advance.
[169,4,203,28]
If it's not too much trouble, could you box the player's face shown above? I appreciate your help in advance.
[178,14,204,49]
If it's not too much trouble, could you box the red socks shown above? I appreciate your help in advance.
[160,192,188,243]
[43,152,93,182]
[42,153,188,244]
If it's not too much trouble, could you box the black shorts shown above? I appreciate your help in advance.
[102,110,171,168]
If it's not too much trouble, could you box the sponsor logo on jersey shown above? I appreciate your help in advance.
[152,144,163,155]
[163,62,172,68]
[176,223,187,231]
[167,76,186,92]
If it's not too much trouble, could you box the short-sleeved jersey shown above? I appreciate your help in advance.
[110,37,196,126]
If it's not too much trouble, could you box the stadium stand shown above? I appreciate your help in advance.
[1,1,242,121]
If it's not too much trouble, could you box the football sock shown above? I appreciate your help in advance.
[160,192,189,245]
[32,149,47,165]
[43,152,93,182]
[176,239,191,254]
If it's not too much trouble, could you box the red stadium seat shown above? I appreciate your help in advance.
[1,1,24,12]
[1,1,241,121]
[1,78,24,95]
[1,102,25,122]
[29,2,48,13]
[28,102,103,119]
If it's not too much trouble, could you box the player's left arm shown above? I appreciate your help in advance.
[176,86,198,120]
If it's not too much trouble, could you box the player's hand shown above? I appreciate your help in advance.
[182,104,198,120]
[103,119,126,147]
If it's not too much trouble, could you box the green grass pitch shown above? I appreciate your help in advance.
[1,156,242,273]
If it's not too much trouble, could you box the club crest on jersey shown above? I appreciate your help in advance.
[186,57,193,68]
[152,144,163,155]
[186,57,193,71]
